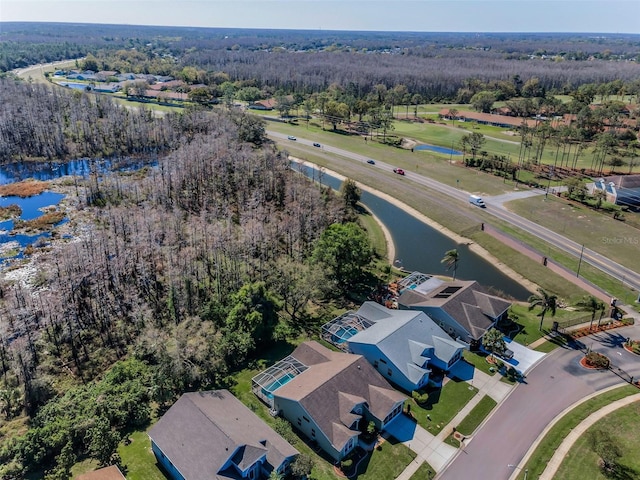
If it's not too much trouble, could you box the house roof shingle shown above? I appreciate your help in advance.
[274,341,405,451]
[348,302,466,380]
[398,280,512,341]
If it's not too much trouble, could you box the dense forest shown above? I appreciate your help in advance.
[2,23,640,101]
[0,79,373,478]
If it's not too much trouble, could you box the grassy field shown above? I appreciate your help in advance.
[506,194,640,272]
[409,379,478,435]
[553,401,640,480]
[515,385,639,480]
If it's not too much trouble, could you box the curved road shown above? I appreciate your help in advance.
[270,131,640,294]
[440,324,640,480]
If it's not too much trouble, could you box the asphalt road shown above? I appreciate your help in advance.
[269,130,640,293]
[439,324,640,480]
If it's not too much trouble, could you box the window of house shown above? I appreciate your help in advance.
[387,368,392,376]
[379,358,387,364]
[374,360,378,368]
[297,418,301,426]
[311,429,316,437]
[303,416,310,422]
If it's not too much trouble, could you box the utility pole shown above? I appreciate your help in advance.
[576,244,585,277]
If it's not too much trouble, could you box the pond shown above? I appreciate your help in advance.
[414,144,463,155]
[296,163,531,300]
[0,156,154,265]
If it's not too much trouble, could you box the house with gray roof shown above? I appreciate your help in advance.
[148,390,298,480]
[397,276,511,347]
[255,341,406,461]
[346,302,467,392]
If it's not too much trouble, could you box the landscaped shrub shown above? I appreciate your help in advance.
[273,417,298,446]
[340,459,353,470]
[585,351,610,369]
[621,317,635,326]
[412,390,429,405]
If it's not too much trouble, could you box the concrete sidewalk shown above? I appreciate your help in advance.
[538,392,640,480]
[394,370,513,479]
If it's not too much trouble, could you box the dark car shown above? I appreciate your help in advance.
[313,142,321,147]
[497,348,514,361]
[367,159,375,165]
[393,168,405,175]
[287,135,297,141]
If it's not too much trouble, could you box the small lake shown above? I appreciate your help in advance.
[295,162,531,300]
[0,192,67,262]
[58,82,92,91]
[414,144,463,155]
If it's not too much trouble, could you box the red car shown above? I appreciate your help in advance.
[393,168,405,175]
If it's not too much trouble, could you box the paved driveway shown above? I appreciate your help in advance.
[439,325,640,480]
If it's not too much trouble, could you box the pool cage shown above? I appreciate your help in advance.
[321,311,375,351]
[252,355,308,408]
[397,272,432,293]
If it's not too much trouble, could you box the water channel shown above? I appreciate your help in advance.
[296,163,531,300]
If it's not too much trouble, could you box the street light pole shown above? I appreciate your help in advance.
[576,244,585,278]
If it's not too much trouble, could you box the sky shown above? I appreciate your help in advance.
[1,0,639,34]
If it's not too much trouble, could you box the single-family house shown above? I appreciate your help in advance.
[346,302,468,392]
[248,99,276,110]
[148,390,299,480]
[75,465,126,480]
[253,341,406,461]
[397,275,512,347]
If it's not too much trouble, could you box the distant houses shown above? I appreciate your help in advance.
[592,175,640,210]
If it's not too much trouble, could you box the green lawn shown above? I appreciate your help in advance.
[515,385,639,480]
[446,394,497,447]
[462,351,496,376]
[553,401,640,480]
[409,379,478,434]
[354,439,416,480]
[408,460,437,479]
[118,430,169,480]
[455,395,497,436]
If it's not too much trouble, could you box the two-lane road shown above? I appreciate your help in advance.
[270,131,640,294]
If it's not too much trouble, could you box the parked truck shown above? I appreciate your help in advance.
[469,195,486,207]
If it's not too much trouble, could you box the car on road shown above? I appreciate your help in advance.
[367,159,375,165]
[469,194,486,208]
[313,142,321,147]
[393,168,405,175]
[287,135,297,141]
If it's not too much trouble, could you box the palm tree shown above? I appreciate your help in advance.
[576,295,605,330]
[528,287,558,331]
[441,249,460,280]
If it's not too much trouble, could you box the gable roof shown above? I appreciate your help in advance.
[397,280,511,341]
[348,302,466,376]
[274,341,405,450]
[149,390,298,480]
